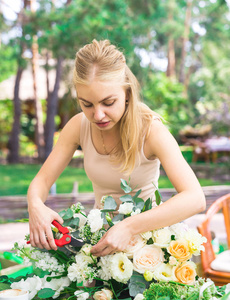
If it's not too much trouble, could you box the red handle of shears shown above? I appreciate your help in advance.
[27,220,71,247]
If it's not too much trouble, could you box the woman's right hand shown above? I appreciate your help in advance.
[28,201,63,251]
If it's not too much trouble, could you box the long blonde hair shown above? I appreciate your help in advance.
[73,39,156,174]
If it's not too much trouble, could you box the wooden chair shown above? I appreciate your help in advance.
[197,193,230,286]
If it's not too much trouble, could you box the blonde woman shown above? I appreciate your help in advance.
[27,39,206,256]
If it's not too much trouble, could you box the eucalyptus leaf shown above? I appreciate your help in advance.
[37,288,55,298]
[112,214,124,222]
[62,208,73,220]
[155,189,162,206]
[134,198,145,211]
[101,196,117,212]
[58,209,67,218]
[0,282,11,291]
[120,179,132,193]
[72,217,80,227]
[63,218,73,227]
[143,198,152,212]
[128,272,150,297]
[119,194,133,202]
[133,189,142,200]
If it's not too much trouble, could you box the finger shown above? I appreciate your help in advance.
[33,232,44,249]
[46,228,57,251]
[55,214,64,225]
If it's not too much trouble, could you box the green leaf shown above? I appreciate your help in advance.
[63,218,73,227]
[37,288,55,298]
[120,179,132,193]
[58,209,67,218]
[62,208,73,220]
[119,194,133,202]
[112,214,124,222]
[221,292,230,300]
[72,217,80,227]
[101,196,117,212]
[129,272,150,297]
[134,198,145,211]
[143,198,152,212]
[0,282,11,291]
[133,189,142,200]
[155,189,162,206]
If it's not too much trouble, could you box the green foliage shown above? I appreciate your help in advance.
[142,72,193,136]
[0,100,13,149]
[0,44,17,82]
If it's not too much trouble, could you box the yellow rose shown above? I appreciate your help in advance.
[133,245,164,274]
[167,240,192,262]
[175,261,196,284]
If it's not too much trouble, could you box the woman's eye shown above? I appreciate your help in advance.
[104,100,115,106]
[82,102,92,108]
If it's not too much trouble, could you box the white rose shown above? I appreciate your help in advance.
[74,291,90,300]
[141,231,152,241]
[124,234,146,258]
[118,202,134,215]
[133,245,164,274]
[87,209,103,232]
[134,293,144,300]
[131,208,141,216]
[153,228,172,247]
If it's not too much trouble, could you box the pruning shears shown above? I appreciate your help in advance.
[27,220,85,248]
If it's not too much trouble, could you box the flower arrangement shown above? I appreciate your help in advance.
[0,179,230,300]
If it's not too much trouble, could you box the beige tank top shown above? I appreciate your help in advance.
[80,114,161,208]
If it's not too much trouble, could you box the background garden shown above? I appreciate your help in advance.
[0,0,230,197]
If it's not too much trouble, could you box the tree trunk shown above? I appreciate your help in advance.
[30,0,45,161]
[7,67,23,163]
[179,0,192,83]
[44,56,64,158]
[166,39,176,78]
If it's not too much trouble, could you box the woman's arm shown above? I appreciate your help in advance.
[27,113,82,250]
[91,120,206,256]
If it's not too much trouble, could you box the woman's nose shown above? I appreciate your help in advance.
[94,107,105,121]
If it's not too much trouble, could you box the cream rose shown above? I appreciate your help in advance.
[124,234,146,258]
[93,288,113,300]
[153,228,172,247]
[175,261,196,284]
[167,240,192,262]
[133,245,164,274]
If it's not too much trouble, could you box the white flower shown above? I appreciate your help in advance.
[11,275,42,300]
[133,245,164,274]
[67,252,95,283]
[118,202,134,215]
[141,231,152,241]
[110,253,133,283]
[170,223,188,240]
[81,243,93,256]
[134,293,144,300]
[43,274,70,299]
[74,290,90,300]
[124,234,146,258]
[87,209,103,232]
[169,256,178,266]
[73,212,87,227]
[153,263,177,282]
[93,288,113,300]
[31,250,65,273]
[153,228,172,247]
[225,283,230,294]
[98,255,112,281]
[183,228,207,255]
[131,208,141,216]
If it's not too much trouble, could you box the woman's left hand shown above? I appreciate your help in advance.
[91,219,132,256]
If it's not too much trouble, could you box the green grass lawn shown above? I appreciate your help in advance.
[0,164,229,196]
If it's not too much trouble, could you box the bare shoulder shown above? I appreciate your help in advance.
[145,119,181,159]
[58,112,84,146]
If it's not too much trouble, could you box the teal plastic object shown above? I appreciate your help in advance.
[3,252,23,264]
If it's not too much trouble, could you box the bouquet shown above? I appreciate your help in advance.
[0,179,230,300]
